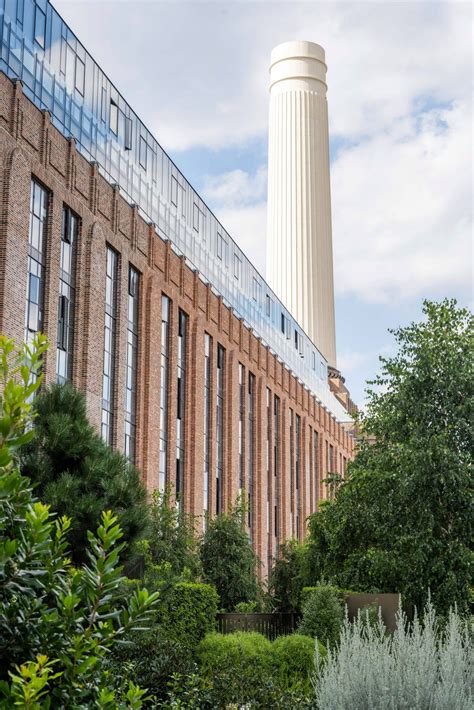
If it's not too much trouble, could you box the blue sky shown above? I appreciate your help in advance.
[56,0,473,405]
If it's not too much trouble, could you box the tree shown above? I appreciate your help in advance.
[307,300,473,613]
[20,382,149,564]
[200,502,259,611]
[0,334,159,707]
[267,540,309,612]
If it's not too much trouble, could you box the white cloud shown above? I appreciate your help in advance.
[331,99,473,303]
[201,167,267,208]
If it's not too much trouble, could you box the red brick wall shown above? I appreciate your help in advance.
[0,73,355,575]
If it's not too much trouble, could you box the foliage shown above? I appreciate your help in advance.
[21,381,149,564]
[142,486,201,584]
[298,585,344,648]
[234,600,259,613]
[268,540,309,612]
[301,585,351,610]
[314,602,474,709]
[307,300,474,614]
[200,501,259,610]
[0,335,159,707]
[271,633,326,694]
[162,582,219,655]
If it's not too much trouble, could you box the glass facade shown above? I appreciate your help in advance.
[101,246,118,445]
[159,294,170,491]
[203,333,212,523]
[125,265,139,461]
[56,204,78,383]
[0,0,349,421]
[176,308,187,509]
[215,344,225,515]
[25,178,48,346]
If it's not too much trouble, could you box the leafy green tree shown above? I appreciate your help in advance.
[0,334,159,707]
[268,540,309,612]
[20,382,149,564]
[307,300,473,613]
[200,501,259,610]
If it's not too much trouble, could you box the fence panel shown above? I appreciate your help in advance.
[217,613,298,640]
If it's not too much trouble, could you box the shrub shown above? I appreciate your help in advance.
[272,634,326,693]
[163,582,219,654]
[268,540,309,612]
[314,602,473,709]
[0,335,158,707]
[200,500,259,610]
[301,585,351,610]
[197,631,272,706]
[298,585,344,648]
[21,382,149,564]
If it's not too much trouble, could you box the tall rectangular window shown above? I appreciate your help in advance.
[203,333,212,524]
[247,372,255,534]
[159,295,171,492]
[25,180,48,348]
[289,408,294,536]
[313,430,319,507]
[34,5,46,47]
[266,388,272,563]
[124,266,139,462]
[274,395,280,546]
[176,309,187,510]
[56,205,78,383]
[101,247,118,445]
[295,414,301,539]
[239,363,245,491]
[215,344,225,515]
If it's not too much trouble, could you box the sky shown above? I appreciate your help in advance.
[55,0,473,406]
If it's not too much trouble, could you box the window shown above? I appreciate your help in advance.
[124,118,132,151]
[281,314,290,339]
[313,430,319,506]
[273,395,280,543]
[125,266,139,462]
[159,295,171,492]
[217,232,224,260]
[100,87,107,122]
[233,253,241,280]
[239,363,245,490]
[176,309,187,510]
[101,247,118,445]
[139,136,147,169]
[16,0,24,26]
[215,344,225,514]
[193,203,199,232]
[247,372,255,535]
[75,56,85,95]
[110,100,118,134]
[203,333,212,523]
[295,414,301,539]
[56,206,78,383]
[34,6,46,48]
[266,294,272,318]
[171,176,178,207]
[25,180,48,352]
[252,277,259,302]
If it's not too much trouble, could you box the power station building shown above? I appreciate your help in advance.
[0,0,355,571]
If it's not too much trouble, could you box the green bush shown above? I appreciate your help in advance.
[198,631,272,706]
[298,585,344,648]
[272,634,326,693]
[268,540,309,612]
[301,585,353,610]
[0,335,158,707]
[163,582,219,654]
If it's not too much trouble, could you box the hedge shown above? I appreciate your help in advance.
[163,582,219,655]
[271,633,326,693]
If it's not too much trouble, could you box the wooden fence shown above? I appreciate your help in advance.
[217,613,299,640]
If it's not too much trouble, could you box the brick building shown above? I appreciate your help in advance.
[0,0,354,573]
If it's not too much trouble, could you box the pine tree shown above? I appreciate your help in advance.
[21,383,149,564]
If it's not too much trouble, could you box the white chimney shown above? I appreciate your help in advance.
[266,40,337,367]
